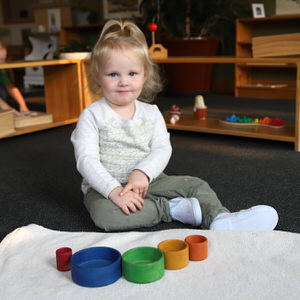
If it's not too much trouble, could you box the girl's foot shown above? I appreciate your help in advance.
[210,205,278,231]
[169,197,202,226]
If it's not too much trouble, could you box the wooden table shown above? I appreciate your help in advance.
[153,57,300,151]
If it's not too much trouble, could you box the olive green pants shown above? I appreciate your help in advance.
[84,173,229,231]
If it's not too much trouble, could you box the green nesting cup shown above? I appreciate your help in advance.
[122,246,164,284]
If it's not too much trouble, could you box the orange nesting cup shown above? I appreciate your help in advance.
[157,239,189,270]
[185,235,208,261]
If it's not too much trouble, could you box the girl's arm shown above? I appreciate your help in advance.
[71,108,121,198]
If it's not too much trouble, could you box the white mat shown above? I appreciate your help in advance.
[0,224,299,300]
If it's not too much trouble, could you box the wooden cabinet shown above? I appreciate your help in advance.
[1,59,83,137]
[152,57,300,151]
[80,60,103,108]
[235,14,300,99]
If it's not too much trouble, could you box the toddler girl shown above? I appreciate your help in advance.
[71,20,278,231]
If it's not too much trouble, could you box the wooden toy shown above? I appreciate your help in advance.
[221,114,285,128]
[70,247,122,287]
[14,111,53,128]
[194,95,207,120]
[122,247,164,283]
[148,22,168,59]
[157,239,189,270]
[170,104,181,124]
[185,235,208,261]
[57,234,208,286]
[0,110,15,138]
[56,247,72,271]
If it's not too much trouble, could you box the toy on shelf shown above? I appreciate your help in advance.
[194,95,207,120]
[148,22,168,59]
[169,104,181,124]
[221,114,285,128]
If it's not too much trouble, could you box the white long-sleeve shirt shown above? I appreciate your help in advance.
[71,98,172,198]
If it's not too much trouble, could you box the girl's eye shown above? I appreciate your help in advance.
[109,73,118,77]
[129,72,137,76]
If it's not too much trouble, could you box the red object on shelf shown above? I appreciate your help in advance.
[170,104,181,115]
[270,118,285,126]
[148,23,157,32]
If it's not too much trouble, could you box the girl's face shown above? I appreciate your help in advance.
[98,48,146,110]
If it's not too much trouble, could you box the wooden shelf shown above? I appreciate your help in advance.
[236,62,296,68]
[0,59,83,138]
[152,56,300,64]
[235,15,300,99]
[0,59,81,69]
[236,85,296,99]
[164,114,295,143]
[6,118,78,137]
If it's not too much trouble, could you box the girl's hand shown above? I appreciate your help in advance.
[109,186,144,215]
[120,170,149,198]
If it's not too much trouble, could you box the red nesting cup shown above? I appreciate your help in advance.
[56,247,72,271]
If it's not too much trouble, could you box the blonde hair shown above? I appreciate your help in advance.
[89,19,163,102]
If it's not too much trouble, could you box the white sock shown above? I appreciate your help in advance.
[210,205,278,231]
[169,197,202,226]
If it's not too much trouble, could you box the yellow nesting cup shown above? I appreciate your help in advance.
[157,239,189,270]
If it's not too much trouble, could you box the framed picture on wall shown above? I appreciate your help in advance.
[102,0,142,20]
[252,3,265,18]
[1,0,34,24]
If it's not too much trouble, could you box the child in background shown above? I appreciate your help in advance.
[71,20,278,231]
[0,41,29,116]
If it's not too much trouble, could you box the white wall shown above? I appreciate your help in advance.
[276,0,300,14]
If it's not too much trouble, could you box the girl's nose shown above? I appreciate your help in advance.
[119,76,128,86]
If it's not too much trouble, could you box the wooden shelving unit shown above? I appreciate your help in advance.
[235,14,300,99]
[151,57,300,151]
[1,59,83,138]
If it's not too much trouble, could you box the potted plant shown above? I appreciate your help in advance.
[140,0,251,93]
[55,40,92,59]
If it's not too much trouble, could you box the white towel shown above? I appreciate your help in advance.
[0,224,299,300]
